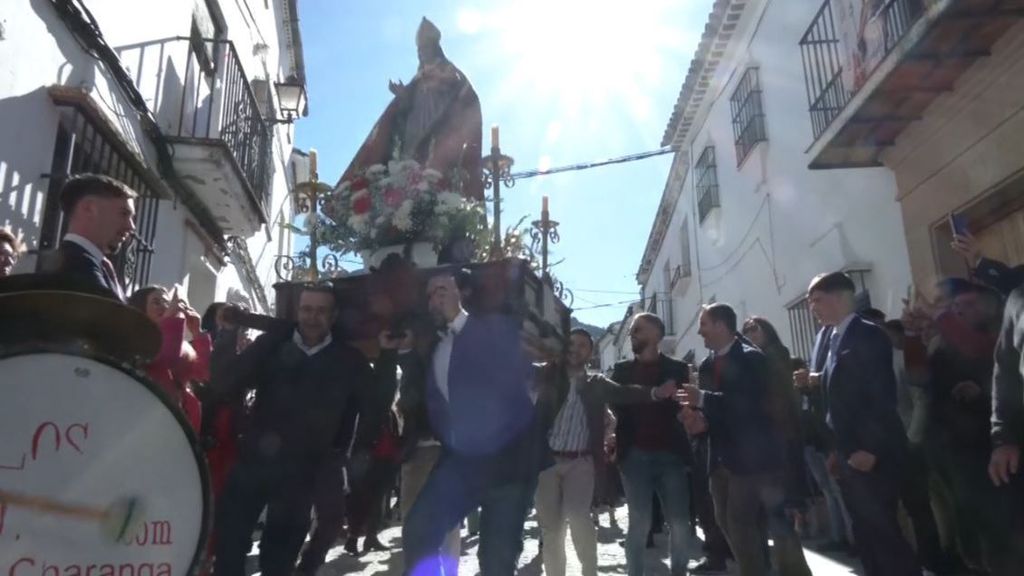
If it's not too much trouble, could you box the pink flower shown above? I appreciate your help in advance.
[384,187,405,207]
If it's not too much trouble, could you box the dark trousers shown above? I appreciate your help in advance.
[402,450,537,576]
[928,439,1024,576]
[348,456,400,539]
[709,467,810,576]
[898,443,943,570]
[213,459,316,576]
[691,446,730,562]
[296,457,348,574]
[837,463,920,576]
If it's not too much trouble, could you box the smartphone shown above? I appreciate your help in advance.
[949,212,969,237]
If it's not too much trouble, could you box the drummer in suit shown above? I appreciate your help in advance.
[42,173,137,302]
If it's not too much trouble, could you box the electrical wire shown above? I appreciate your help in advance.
[510,146,678,180]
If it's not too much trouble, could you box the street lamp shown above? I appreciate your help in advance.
[272,76,307,124]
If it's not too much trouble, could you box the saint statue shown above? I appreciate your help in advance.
[338,18,484,201]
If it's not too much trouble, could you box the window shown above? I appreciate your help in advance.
[730,68,767,165]
[679,218,692,279]
[39,104,162,294]
[695,146,719,223]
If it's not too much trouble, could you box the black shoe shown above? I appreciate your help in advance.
[690,557,728,575]
[814,540,848,554]
[344,537,362,557]
[363,537,389,553]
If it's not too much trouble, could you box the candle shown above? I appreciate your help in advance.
[309,148,318,180]
[542,196,549,213]
[491,125,500,149]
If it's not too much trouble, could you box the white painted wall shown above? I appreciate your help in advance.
[0,0,299,312]
[641,0,912,362]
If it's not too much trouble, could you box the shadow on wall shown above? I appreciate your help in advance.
[0,88,61,273]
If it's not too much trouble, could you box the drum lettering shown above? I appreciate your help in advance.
[8,557,34,576]
[30,423,60,461]
[6,560,170,576]
[119,520,173,547]
[65,424,88,454]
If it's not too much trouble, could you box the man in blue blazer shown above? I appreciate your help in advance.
[801,271,918,576]
[41,174,137,302]
[400,272,546,576]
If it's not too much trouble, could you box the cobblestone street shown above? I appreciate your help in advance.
[246,504,864,575]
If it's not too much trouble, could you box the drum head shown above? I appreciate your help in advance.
[0,351,209,574]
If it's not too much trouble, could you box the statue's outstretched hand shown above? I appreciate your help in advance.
[388,79,406,96]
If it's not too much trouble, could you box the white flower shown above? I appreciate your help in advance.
[347,214,370,233]
[416,180,430,192]
[423,168,443,181]
[393,200,414,232]
[435,191,463,214]
[366,164,387,176]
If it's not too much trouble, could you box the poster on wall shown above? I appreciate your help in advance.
[834,0,935,93]
[834,0,890,93]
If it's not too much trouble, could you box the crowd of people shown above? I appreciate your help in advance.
[3,172,1024,576]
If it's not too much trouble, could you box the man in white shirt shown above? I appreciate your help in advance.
[46,174,137,302]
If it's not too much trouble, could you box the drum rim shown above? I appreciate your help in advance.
[0,344,212,573]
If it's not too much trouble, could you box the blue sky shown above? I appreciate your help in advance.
[294,0,714,327]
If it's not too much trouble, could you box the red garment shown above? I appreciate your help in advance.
[206,406,239,498]
[627,360,674,452]
[145,316,210,432]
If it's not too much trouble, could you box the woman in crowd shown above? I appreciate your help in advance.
[128,285,210,432]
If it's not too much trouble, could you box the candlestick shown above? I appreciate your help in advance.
[491,125,500,150]
[309,148,318,181]
[542,196,549,213]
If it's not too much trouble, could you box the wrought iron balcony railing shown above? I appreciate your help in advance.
[800,0,927,140]
[117,36,272,210]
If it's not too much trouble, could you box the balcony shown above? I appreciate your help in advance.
[800,0,1024,169]
[117,37,272,236]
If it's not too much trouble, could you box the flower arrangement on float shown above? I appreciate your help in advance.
[318,160,489,267]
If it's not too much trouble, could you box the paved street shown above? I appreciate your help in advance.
[247,504,864,575]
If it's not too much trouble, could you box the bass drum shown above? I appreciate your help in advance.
[0,348,209,575]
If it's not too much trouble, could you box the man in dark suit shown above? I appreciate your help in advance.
[211,284,377,576]
[609,312,692,576]
[400,272,546,576]
[44,174,137,302]
[800,271,918,576]
[679,304,810,576]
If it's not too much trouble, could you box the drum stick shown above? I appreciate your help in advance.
[0,488,106,520]
[0,489,142,541]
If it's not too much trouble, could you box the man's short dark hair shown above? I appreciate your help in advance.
[0,227,24,254]
[808,271,856,295]
[860,307,886,324]
[883,319,904,335]
[299,282,336,305]
[633,312,665,339]
[570,328,594,349]
[703,303,737,333]
[60,174,138,215]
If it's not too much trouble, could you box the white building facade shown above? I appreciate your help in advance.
[635,0,913,363]
[0,0,308,313]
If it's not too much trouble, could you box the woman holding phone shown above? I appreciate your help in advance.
[128,285,211,431]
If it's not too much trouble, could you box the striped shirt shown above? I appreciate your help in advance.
[548,372,590,453]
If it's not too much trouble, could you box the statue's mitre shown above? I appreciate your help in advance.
[417,17,442,46]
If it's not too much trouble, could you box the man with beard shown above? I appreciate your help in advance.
[46,174,137,301]
[610,312,692,576]
[678,304,811,576]
[211,284,376,576]
[400,272,546,576]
